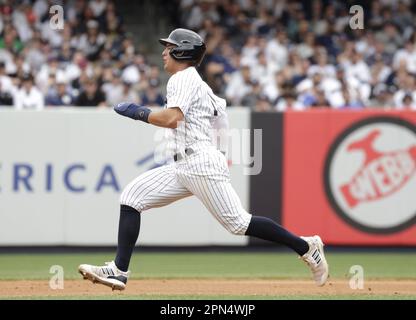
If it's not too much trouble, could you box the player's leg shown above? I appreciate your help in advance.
[114,164,191,271]
[245,215,329,286]
[79,164,191,290]
[180,174,328,286]
[180,175,306,251]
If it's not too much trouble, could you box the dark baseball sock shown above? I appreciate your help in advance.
[245,216,309,256]
[115,205,141,272]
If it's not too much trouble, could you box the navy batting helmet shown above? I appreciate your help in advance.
[159,28,206,66]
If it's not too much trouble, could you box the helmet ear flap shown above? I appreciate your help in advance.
[170,46,192,60]
[174,50,185,57]
[169,48,182,59]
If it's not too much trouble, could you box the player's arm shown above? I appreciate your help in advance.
[148,107,183,128]
[113,102,184,129]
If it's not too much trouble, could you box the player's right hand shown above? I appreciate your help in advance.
[114,102,140,120]
[114,102,152,123]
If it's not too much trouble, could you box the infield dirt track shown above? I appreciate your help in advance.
[1,279,416,298]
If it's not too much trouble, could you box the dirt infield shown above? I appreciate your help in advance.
[1,279,416,298]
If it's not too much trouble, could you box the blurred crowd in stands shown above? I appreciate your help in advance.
[0,0,164,110]
[176,0,416,111]
[1,0,416,111]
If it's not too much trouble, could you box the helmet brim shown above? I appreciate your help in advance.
[159,38,179,47]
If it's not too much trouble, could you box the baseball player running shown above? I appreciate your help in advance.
[78,28,329,290]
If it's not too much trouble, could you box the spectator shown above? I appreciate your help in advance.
[64,50,88,84]
[296,71,324,102]
[89,0,108,18]
[254,94,273,112]
[75,78,106,107]
[265,30,289,73]
[225,64,254,106]
[401,93,416,110]
[77,20,106,61]
[263,70,286,103]
[102,69,123,106]
[45,78,74,107]
[143,65,162,91]
[370,84,394,109]
[241,35,259,67]
[275,89,304,111]
[0,81,13,106]
[393,72,416,108]
[105,75,140,107]
[308,49,336,79]
[342,49,371,84]
[296,32,315,59]
[14,73,44,110]
[119,80,140,104]
[186,0,220,30]
[36,55,66,94]
[0,61,15,96]
[141,80,164,107]
[250,50,273,86]
[203,39,237,94]
[375,22,404,57]
[370,54,392,86]
[121,54,144,85]
[241,80,262,108]
[340,87,365,109]
[392,40,416,74]
[252,8,274,36]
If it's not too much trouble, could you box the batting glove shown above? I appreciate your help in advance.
[114,102,151,123]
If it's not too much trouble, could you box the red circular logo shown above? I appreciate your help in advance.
[324,117,416,234]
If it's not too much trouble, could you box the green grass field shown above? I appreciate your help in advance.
[1,251,415,299]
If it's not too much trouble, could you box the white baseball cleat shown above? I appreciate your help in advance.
[78,261,130,291]
[300,235,329,287]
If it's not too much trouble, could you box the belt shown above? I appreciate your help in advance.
[173,148,195,162]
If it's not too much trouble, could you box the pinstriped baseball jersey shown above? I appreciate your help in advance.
[165,66,227,157]
[120,66,252,235]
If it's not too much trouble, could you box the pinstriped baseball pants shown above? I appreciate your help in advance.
[120,148,252,235]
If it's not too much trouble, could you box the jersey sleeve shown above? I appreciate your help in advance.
[166,72,195,115]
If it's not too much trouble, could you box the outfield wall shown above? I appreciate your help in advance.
[1,108,415,246]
